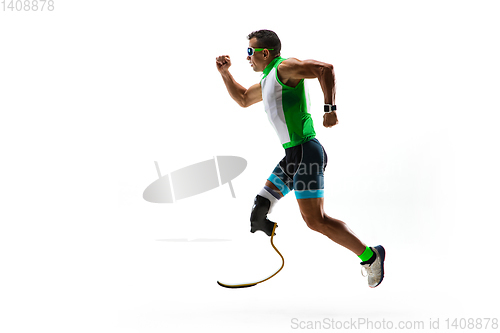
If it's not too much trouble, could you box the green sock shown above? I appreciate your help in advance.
[358,246,374,262]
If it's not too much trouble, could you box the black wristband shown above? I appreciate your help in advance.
[324,104,337,113]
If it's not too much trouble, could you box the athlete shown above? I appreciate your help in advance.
[216,29,385,288]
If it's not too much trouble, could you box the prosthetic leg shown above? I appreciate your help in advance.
[217,193,285,288]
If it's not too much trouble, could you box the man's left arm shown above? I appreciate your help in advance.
[278,58,338,127]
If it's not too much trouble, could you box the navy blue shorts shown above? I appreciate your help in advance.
[267,138,328,199]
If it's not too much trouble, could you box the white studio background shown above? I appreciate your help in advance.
[1,1,499,332]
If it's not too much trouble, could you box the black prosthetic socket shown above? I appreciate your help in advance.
[250,195,277,236]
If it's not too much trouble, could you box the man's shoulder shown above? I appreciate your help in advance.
[276,58,303,87]
[277,57,303,75]
[278,57,300,67]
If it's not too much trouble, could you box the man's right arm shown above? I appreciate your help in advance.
[216,55,262,108]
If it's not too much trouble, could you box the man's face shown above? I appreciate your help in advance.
[247,37,271,72]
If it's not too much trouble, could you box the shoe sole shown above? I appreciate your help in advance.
[371,245,385,288]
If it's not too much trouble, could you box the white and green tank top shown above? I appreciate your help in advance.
[260,57,316,149]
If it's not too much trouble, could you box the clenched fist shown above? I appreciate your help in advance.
[323,111,338,128]
[216,55,231,73]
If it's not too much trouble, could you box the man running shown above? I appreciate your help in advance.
[216,29,385,288]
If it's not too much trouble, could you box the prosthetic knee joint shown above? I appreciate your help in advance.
[250,195,277,236]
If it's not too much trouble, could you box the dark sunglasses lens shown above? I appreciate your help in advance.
[247,48,253,56]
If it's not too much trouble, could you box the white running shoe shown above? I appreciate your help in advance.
[361,245,385,288]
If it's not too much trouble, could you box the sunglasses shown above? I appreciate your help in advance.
[247,47,274,56]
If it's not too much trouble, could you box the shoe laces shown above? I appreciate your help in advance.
[361,264,372,277]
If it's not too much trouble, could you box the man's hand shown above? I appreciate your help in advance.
[323,111,338,128]
[216,55,231,73]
